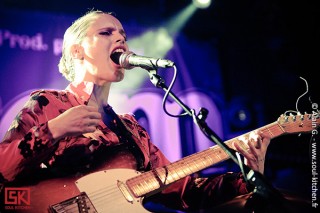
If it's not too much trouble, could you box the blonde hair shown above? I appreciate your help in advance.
[58,10,114,81]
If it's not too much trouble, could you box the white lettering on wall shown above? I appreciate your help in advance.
[0,29,48,51]
[53,38,63,56]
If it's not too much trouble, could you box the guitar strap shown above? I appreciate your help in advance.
[102,105,145,171]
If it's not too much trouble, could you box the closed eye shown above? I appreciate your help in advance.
[99,30,112,36]
[99,28,127,41]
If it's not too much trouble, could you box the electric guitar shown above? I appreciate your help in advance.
[1,112,318,213]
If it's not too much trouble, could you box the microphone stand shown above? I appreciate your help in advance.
[147,69,286,212]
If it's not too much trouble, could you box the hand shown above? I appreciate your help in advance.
[233,131,270,174]
[48,105,101,140]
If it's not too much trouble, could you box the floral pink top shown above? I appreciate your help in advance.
[0,81,251,211]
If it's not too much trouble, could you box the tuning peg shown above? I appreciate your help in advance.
[300,114,304,120]
[288,113,296,121]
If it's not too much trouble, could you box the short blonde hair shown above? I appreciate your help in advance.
[58,10,113,81]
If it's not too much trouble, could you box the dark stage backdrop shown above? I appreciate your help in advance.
[0,8,318,206]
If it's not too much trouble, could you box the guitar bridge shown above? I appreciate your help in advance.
[48,192,97,213]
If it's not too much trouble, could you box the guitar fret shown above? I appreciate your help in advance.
[143,173,159,189]
[175,163,187,178]
[177,160,193,175]
[161,166,179,183]
[261,122,280,138]
[127,173,156,196]
[183,160,196,175]
[184,158,199,174]
[167,164,182,180]
[184,160,194,174]
[144,174,160,191]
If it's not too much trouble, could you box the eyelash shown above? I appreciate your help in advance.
[100,31,112,36]
[99,31,127,41]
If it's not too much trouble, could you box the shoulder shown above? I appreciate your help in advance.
[30,89,67,100]
[28,89,71,105]
[23,89,69,113]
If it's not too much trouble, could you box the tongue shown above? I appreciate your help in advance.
[110,52,122,65]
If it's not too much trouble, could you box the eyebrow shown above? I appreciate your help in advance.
[98,27,127,38]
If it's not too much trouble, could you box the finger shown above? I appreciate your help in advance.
[84,118,99,130]
[248,139,259,159]
[248,131,261,149]
[86,115,101,125]
[85,125,96,133]
[234,142,252,158]
[248,139,266,165]
[234,142,260,171]
[258,131,272,148]
[85,105,99,112]
[256,137,262,149]
[235,136,250,151]
[250,135,261,149]
[87,111,102,119]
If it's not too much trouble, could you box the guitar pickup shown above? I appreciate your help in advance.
[117,180,134,203]
[48,192,97,213]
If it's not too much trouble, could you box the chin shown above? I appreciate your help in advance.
[115,71,125,82]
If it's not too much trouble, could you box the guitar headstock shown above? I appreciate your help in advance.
[277,112,319,134]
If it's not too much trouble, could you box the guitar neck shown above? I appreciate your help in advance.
[126,121,286,198]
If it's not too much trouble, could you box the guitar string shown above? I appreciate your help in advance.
[56,185,131,212]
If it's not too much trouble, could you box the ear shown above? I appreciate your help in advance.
[70,44,84,60]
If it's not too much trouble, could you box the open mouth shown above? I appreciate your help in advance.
[110,48,125,65]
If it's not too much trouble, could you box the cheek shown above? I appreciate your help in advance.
[85,45,100,59]
[83,38,103,57]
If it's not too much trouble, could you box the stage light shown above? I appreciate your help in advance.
[193,0,211,9]
[165,4,197,37]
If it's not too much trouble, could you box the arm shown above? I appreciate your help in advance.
[0,91,101,183]
[0,97,58,182]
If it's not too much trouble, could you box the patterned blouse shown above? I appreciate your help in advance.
[0,81,251,211]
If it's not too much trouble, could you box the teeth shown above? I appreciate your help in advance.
[113,48,124,53]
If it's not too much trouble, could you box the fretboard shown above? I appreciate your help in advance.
[126,121,286,197]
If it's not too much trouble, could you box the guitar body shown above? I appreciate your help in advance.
[75,169,148,213]
[1,169,149,213]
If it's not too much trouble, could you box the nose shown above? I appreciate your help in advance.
[116,38,125,44]
[114,32,126,44]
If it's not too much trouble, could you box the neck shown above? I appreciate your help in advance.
[88,84,111,112]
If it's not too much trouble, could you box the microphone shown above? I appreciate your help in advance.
[111,51,175,70]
